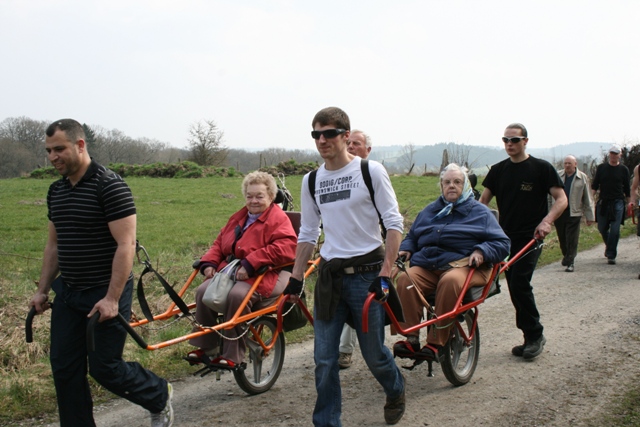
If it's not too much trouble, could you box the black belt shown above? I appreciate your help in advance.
[343,262,383,275]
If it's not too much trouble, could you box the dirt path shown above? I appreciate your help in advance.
[49,237,640,426]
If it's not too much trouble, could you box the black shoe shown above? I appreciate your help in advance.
[608,258,616,265]
[393,336,420,358]
[415,344,441,362]
[384,384,405,424]
[565,264,574,272]
[561,257,569,267]
[522,335,546,360]
[511,342,526,357]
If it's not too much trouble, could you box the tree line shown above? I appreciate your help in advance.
[3,115,638,179]
[0,117,322,178]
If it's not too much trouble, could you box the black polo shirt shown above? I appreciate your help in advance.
[47,161,136,290]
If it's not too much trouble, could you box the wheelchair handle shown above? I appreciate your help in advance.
[87,312,149,352]
[395,254,408,271]
[25,307,36,343]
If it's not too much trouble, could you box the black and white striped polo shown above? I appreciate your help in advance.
[47,161,136,290]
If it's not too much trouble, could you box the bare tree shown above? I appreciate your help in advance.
[188,120,227,166]
[260,147,290,168]
[91,127,134,164]
[446,143,472,168]
[0,117,48,174]
[399,142,417,175]
[0,139,36,178]
[0,116,47,152]
[129,138,169,164]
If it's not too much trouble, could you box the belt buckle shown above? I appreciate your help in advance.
[344,266,355,274]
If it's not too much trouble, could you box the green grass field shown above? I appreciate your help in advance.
[0,174,638,425]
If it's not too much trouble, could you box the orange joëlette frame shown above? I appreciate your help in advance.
[127,257,320,351]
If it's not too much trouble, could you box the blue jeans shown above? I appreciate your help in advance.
[312,270,404,427]
[596,199,625,259]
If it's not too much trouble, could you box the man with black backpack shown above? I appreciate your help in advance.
[29,119,173,427]
[284,107,406,426]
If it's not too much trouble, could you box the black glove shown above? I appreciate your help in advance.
[368,276,391,301]
[283,277,304,295]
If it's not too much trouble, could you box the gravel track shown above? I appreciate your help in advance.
[41,237,640,426]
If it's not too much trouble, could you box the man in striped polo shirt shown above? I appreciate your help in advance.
[29,119,173,427]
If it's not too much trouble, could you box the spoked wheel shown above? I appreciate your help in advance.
[440,310,480,386]
[233,316,285,395]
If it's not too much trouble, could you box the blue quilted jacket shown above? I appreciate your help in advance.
[400,196,510,270]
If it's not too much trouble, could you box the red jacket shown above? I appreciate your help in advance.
[199,203,297,297]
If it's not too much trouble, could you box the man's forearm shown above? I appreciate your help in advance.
[381,229,402,277]
[545,199,567,224]
[291,242,316,281]
[105,242,136,302]
[37,243,59,295]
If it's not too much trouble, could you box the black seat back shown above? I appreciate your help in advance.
[285,211,301,236]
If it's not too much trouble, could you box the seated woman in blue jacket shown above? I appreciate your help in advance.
[394,163,510,360]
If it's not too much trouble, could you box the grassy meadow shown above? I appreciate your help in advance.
[0,173,638,425]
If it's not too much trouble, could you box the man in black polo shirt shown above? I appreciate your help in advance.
[29,119,173,427]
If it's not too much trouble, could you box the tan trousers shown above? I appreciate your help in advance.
[189,270,290,363]
[396,265,490,346]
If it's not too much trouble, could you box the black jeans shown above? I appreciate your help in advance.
[554,209,582,264]
[504,235,544,342]
[596,199,625,259]
[50,277,167,427]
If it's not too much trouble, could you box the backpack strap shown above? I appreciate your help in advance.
[361,159,387,238]
[308,169,319,213]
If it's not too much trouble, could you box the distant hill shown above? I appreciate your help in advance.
[368,142,610,174]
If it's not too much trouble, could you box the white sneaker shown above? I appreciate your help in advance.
[150,382,174,427]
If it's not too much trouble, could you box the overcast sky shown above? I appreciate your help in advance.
[2,0,639,151]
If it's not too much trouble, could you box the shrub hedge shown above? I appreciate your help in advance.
[28,160,316,179]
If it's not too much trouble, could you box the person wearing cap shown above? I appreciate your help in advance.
[480,123,567,361]
[551,155,596,272]
[591,144,630,265]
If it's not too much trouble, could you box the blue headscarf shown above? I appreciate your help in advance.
[433,165,474,221]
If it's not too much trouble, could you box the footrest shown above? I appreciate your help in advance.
[194,362,247,378]
[393,340,420,359]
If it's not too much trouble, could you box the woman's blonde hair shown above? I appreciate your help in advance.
[241,171,278,201]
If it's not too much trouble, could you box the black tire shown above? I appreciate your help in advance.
[233,316,285,395]
[440,310,480,386]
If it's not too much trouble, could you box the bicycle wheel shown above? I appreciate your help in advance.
[233,316,285,395]
[440,310,480,386]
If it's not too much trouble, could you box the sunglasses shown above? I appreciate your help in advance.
[502,136,526,144]
[311,129,347,140]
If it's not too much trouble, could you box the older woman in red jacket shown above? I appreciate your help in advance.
[187,171,297,366]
